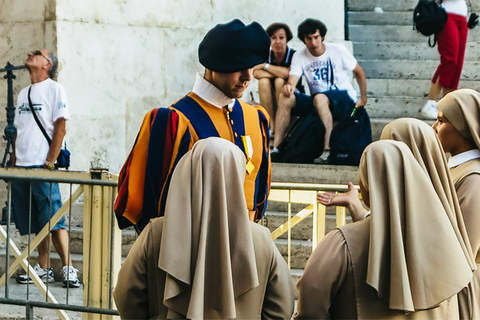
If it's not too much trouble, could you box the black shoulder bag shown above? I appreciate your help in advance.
[28,86,70,169]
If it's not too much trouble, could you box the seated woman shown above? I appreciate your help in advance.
[253,22,302,129]
[113,137,295,319]
[295,140,473,319]
[434,89,480,319]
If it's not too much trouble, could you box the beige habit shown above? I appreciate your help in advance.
[295,141,473,319]
[113,137,295,319]
[438,89,480,320]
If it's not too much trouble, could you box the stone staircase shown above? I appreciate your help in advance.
[349,0,480,140]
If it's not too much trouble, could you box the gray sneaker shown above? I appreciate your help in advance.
[16,263,54,284]
[314,149,331,164]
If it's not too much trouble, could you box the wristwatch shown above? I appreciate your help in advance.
[44,161,55,170]
[264,63,270,71]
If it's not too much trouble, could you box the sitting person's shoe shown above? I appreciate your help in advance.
[314,149,331,164]
[270,147,282,162]
[421,100,438,119]
[62,265,80,288]
[16,263,54,284]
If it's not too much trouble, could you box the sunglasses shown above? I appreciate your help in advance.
[32,50,51,63]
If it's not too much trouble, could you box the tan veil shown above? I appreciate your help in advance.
[437,88,480,149]
[380,118,476,270]
[359,140,473,312]
[158,137,259,319]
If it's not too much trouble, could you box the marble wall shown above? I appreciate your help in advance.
[0,0,347,172]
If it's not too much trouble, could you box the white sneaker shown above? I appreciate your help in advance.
[62,265,80,288]
[16,263,54,284]
[421,100,438,119]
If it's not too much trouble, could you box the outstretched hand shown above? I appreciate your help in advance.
[317,182,368,222]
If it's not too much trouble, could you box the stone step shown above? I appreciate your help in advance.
[349,11,413,25]
[366,78,480,97]
[275,238,312,269]
[354,41,480,61]
[349,0,418,11]
[271,162,359,184]
[348,0,480,12]
[350,25,480,43]
[360,59,480,80]
[366,96,433,119]
[265,211,350,241]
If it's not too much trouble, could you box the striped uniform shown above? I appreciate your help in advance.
[114,92,271,231]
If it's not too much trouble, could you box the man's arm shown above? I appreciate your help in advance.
[352,63,367,108]
[44,117,66,167]
[253,62,290,80]
[281,75,300,98]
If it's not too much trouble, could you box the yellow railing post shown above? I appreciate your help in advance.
[312,201,326,252]
[336,204,347,227]
[83,170,121,320]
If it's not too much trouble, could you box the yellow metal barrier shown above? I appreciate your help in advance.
[268,182,360,268]
[0,168,120,319]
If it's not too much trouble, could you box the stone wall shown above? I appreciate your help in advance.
[0,0,346,172]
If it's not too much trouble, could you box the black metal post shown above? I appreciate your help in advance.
[344,0,350,41]
[1,62,25,167]
[0,62,25,224]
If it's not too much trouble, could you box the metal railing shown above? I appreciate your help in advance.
[268,182,360,268]
[0,167,121,320]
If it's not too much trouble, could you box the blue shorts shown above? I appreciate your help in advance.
[293,90,355,121]
[11,168,65,235]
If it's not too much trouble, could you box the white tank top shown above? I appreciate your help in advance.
[441,0,468,17]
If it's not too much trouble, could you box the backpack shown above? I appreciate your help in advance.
[329,107,372,166]
[413,0,448,46]
[277,110,325,164]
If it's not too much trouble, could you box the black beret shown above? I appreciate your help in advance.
[199,19,270,73]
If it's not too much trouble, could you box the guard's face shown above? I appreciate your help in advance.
[432,111,465,156]
[270,28,288,54]
[304,30,324,56]
[210,69,253,99]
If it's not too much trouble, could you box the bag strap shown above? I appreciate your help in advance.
[28,86,52,145]
[428,33,437,47]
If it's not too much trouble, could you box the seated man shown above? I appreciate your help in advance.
[271,18,367,164]
[253,22,303,130]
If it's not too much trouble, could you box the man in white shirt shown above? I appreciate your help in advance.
[12,49,79,288]
[271,18,367,164]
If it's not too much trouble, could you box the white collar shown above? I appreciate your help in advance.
[448,149,480,168]
[192,73,235,109]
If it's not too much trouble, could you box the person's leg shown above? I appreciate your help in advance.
[448,14,468,92]
[274,78,286,105]
[258,78,275,128]
[37,234,51,269]
[51,228,72,266]
[313,93,332,150]
[428,78,442,100]
[435,14,459,93]
[273,92,296,148]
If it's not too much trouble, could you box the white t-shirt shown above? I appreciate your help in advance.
[14,78,70,166]
[290,43,358,102]
[440,0,467,17]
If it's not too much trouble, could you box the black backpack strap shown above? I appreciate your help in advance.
[428,33,437,47]
[28,86,51,145]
